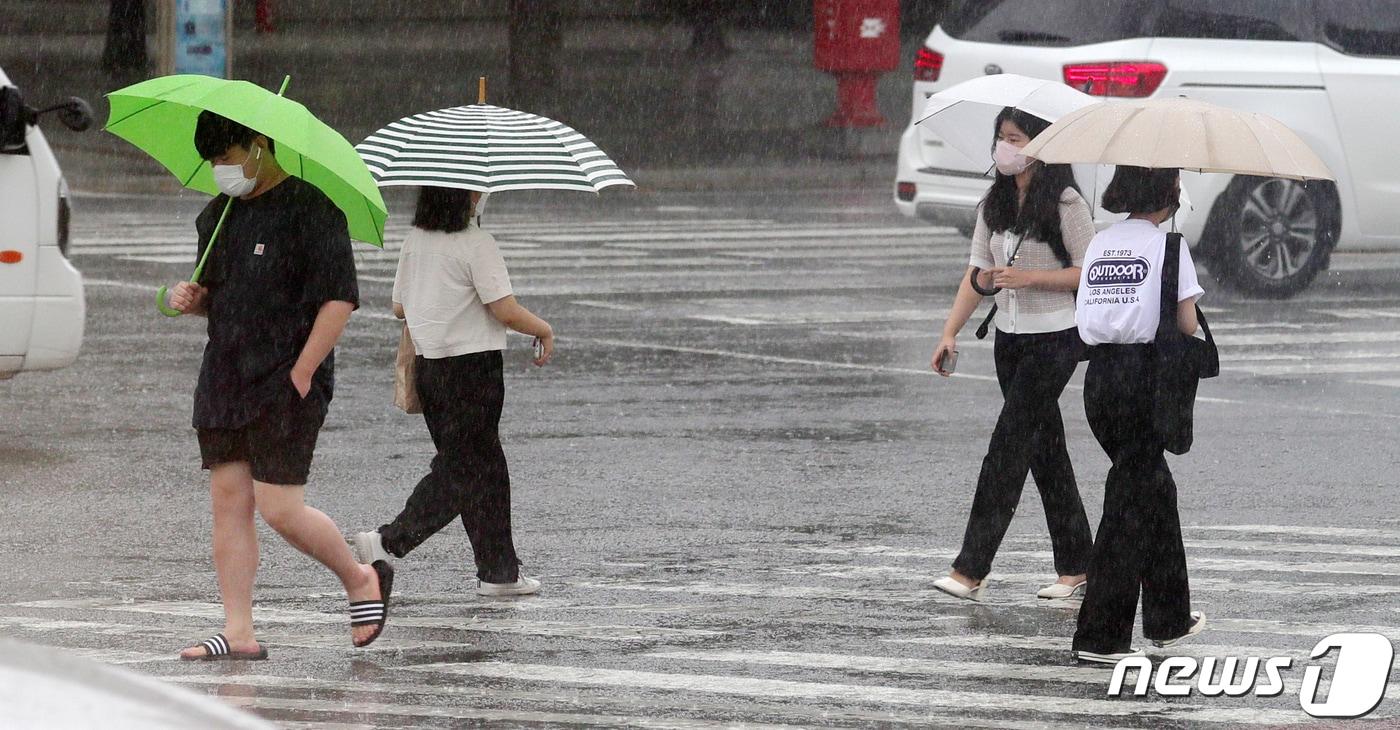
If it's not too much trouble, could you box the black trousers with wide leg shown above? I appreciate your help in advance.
[952,327,1094,582]
[1073,343,1193,654]
[379,350,521,584]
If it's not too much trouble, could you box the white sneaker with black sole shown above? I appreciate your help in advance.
[1151,611,1206,648]
[1073,647,1145,665]
[353,531,393,566]
[478,576,541,596]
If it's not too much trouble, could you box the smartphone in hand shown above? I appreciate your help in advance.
[938,349,959,375]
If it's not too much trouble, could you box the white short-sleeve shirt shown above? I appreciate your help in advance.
[392,225,513,358]
[1076,219,1205,346]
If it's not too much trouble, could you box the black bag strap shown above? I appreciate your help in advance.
[975,303,997,339]
[1161,232,1220,376]
[1158,232,1182,341]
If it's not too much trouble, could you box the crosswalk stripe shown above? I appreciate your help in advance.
[166,673,1130,730]
[508,227,939,243]
[1187,524,1400,540]
[648,649,1400,703]
[796,538,1400,560]
[402,661,1311,724]
[787,564,1400,598]
[1224,361,1400,376]
[7,598,725,640]
[219,694,803,729]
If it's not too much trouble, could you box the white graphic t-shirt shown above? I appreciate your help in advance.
[1076,218,1205,346]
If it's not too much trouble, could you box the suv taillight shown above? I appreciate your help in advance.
[1063,62,1167,97]
[914,47,944,82]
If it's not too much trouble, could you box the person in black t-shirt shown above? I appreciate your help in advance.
[166,111,391,660]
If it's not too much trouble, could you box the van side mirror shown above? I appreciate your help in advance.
[50,97,93,132]
[0,86,25,152]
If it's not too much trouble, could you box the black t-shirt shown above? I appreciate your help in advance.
[192,176,360,429]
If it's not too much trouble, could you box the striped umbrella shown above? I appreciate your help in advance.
[356,103,634,193]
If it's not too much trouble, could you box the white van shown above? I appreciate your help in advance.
[894,0,1400,297]
[0,66,89,379]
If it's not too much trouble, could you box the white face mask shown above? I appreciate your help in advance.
[474,191,490,219]
[992,139,1032,176]
[212,146,262,198]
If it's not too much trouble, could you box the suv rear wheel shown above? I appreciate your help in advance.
[1203,176,1338,298]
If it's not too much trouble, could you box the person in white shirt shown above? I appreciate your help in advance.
[1071,166,1207,665]
[354,186,554,597]
[929,107,1096,603]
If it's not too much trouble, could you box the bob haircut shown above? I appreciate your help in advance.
[1101,166,1180,215]
[412,186,474,233]
[194,110,275,160]
[980,106,1079,267]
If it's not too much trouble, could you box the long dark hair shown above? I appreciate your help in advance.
[412,186,474,233]
[980,107,1078,267]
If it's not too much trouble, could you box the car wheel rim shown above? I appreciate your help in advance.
[1237,179,1318,281]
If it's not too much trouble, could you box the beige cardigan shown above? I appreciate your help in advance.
[968,187,1095,334]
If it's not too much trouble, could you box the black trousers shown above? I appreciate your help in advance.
[952,327,1093,582]
[379,350,521,583]
[1073,344,1192,654]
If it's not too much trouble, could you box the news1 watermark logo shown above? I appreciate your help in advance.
[1108,633,1395,718]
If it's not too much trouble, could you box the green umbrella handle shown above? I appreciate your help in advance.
[155,195,234,317]
[156,74,291,318]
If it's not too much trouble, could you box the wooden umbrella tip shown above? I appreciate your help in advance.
[478,76,486,104]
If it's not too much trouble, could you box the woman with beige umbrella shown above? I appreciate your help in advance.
[1019,97,1335,664]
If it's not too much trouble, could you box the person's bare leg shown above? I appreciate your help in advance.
[253,482,380,645]
[181,462,262,658]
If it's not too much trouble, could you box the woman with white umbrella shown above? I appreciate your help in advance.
[929,106,1096,602]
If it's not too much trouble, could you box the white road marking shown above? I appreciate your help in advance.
[513,227,938,243]
[7,598,722,641]
[1184,524,1400,540]
[167,674,1114,730]
[403,661,1311,724]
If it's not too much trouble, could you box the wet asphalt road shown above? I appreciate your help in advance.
[2,185,1399,728]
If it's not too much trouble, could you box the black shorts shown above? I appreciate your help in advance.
[197,396,327,486]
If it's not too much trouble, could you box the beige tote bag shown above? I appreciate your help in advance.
[393,323,422,414]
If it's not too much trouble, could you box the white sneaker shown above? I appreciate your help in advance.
[353,531,392,566]
[1073,648,1145,665]
[1037,580,1087,599]
[933,576,986,602]
[478,576,541,596]
[1152,611,1207,648]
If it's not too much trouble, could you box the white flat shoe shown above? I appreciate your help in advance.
[1073,648,1145,665]
[478,576,541,596]
[1037,580,1087,599]
[933,576,986,602]
[353,531,393,565]
[1152,611,1206,648]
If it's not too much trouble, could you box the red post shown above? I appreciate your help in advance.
[813,0,900,128]
[255,0,274,34]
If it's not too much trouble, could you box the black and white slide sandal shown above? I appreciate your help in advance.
[181,633,268,661]
[351,560,394,648]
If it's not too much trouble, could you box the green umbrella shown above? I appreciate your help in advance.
[105,74,387,316]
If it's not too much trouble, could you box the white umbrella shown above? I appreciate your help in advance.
[1020,97,1335,181]
[915,73,1101,163]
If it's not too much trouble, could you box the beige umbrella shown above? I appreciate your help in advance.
[1020,97,1334,181]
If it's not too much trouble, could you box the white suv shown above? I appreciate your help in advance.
[894,0,1400,297]
[0,65,88,378]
